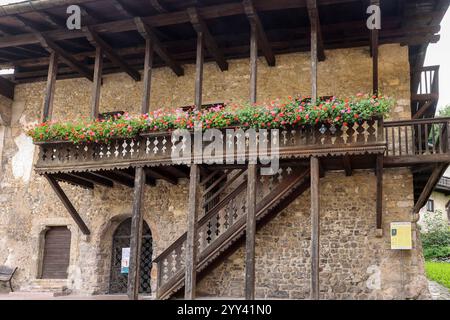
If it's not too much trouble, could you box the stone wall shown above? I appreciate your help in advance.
[197,170,430,299]
[0,44,430,298]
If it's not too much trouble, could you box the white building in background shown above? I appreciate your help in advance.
[419,169,450,230]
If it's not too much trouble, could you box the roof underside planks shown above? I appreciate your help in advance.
[0,0,447,84]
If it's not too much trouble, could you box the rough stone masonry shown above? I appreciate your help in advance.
[0,44,430,299]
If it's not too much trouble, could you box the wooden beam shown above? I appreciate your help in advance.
[144,168,178,185]
[54,173,94,189]
[45,174,91,235]
[0,76,14,100]
[187,7,228,71]
[42,51,58,121]
[412,100,434,120]
[245,164,257,300]
[310,156,320,300]
[194,31,204,110]
[343,155,352,176]
[249,20,258,103]
[371,0,379,95]
[310,4,318,103]
[91,171,134,188]
[149,0,169,13]
[127,167,146,300]
[85,27,141,81]
[36,34,93,81]
[141,38,154,114]
[306,0,326,61]
[90,46,103,119]
[185,164,201,300]
[113,0,134,17]
[243,0,276,67]
[134,17,184,77]
[376,154,383,233]
[72,172,114,188]
[0,1,440,49]
[413,163,449,213]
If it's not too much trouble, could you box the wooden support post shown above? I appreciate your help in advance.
[90,46,103,119]
[249,20,258,104]
[185,164,201,300]
[127,167,146,300]
[245,164,257,300]
[42,51,58,121]
[310,157,320,300]
[141,38,154,114]
[371,0,379,96]
[310,9,318,103]
[185,30,204,300]
[372,31,379,96]
[376,154,383,236]
[44,175,90,235]
[194,31,204,110]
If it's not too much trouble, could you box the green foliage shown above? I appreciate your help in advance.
[425,262,450,289]
[421,210,450,261]
[26,94,393,144]
[438,104,450,117]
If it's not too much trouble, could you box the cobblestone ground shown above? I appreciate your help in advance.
[428,281,450,300]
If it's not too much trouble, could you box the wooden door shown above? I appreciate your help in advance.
[41,227,71,279]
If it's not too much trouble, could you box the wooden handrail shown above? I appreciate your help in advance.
[384,118,450,127]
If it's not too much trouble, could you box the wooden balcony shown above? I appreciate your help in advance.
[33,118,386,175]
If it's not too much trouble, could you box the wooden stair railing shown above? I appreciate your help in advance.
[154,166,310,300]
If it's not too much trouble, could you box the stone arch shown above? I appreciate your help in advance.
[94,214,155,295]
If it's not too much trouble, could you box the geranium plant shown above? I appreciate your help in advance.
[27,94,392,144]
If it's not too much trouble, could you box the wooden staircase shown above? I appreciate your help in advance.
[154,166,310,299]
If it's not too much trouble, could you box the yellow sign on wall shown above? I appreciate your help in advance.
[391,222,412,250]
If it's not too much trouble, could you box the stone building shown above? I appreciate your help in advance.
[0,0,449,300]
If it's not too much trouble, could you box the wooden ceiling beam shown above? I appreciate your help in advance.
[0,76,15,100]
[113,0,134,18]
[71,172,114,188]
[187,7,228,71]
[38,10,66,29]
[91,171,134,188]
[243,0,276,66]
[144,168,178,185]
[0,0,313,49]
[36,33,93,81]
[135,17,184,76]
[10,33,441,83]
[84,26,141,81]
[306,0,326,61]
[149,0,170,13]
[5,21,439,68]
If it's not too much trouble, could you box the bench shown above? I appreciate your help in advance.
[0,266,17,292]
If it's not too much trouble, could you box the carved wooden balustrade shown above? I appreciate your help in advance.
[34,118,385,174]
[153,166,310,299]
[384,117,450,164]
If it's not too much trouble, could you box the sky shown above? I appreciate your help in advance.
[425,11,450,111]
[0,0,449,110]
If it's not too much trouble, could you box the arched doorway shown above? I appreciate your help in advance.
[109,218,153,294]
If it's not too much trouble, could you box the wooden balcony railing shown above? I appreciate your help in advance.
[384,117,450,164]
[33,118,385,174]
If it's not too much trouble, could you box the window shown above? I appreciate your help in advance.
[426,199,435,212]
